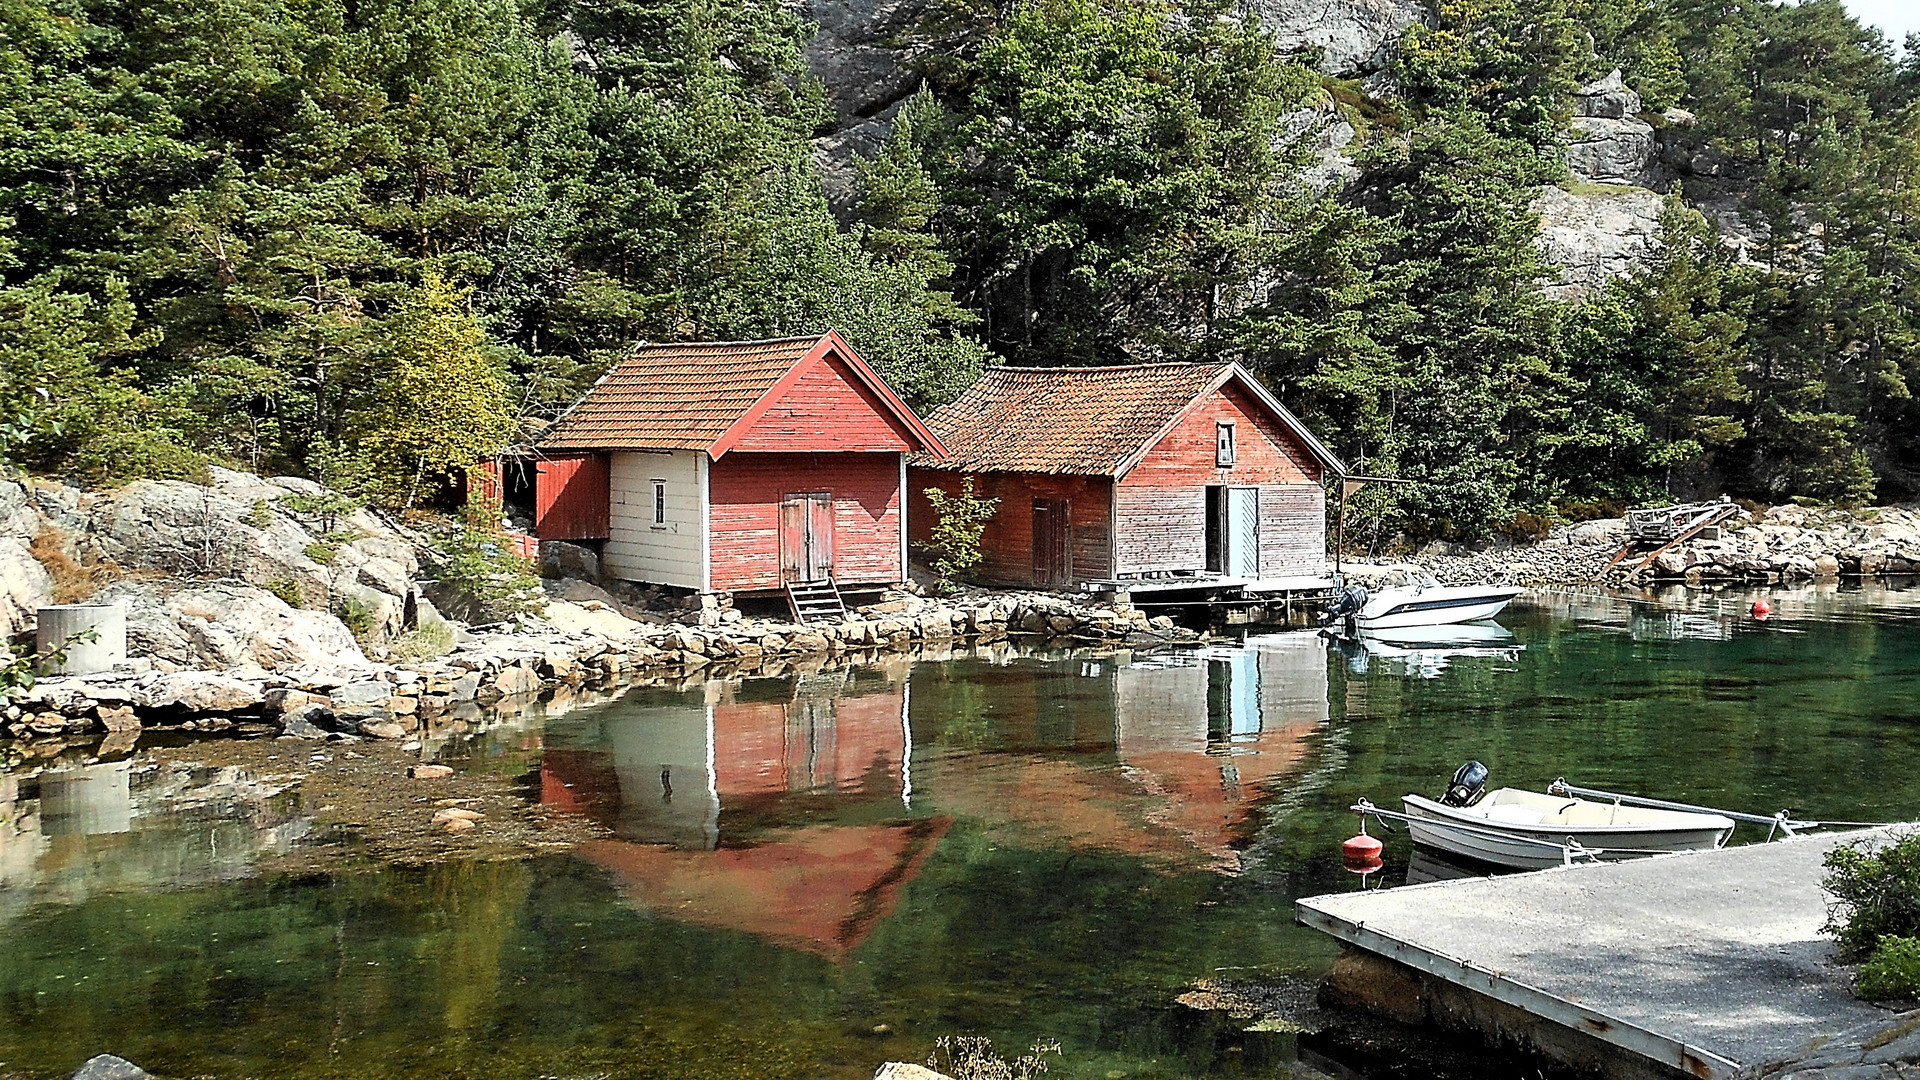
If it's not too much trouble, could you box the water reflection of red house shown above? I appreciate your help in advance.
[923,636,1328,870]
[541,675,944,959]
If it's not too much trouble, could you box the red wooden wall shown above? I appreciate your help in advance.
[709,451,903,591]
[909,469,1114,589]
[728,354,918,453]
[535,454,611,540]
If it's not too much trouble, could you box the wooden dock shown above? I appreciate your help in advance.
[1297,828,1904,1079]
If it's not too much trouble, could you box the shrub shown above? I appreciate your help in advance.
[332,596,378,642]
[1823,834,1920,962]
[427,488,544,622]
[1858,936,1920,1001]
[30,529,112,603]
[923,477,999,591]
[1502,510,1554,542]
[926,1036,1061,1080]
[305,541,340,566]
[265,577,306,609]
[244,499,275,530]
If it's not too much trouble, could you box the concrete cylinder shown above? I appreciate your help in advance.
[36,604,127,675]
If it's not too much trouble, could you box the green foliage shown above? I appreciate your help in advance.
[429,490,544,622]
[304,542,341,567]
[265,577,306,609]
[923,478,1000,590]
[1,630,98,694]
[4,0,1920,532]
[1858,936,1920,1001]
[1823,834,1920,962]
[352,274,516,507]
[916,0,1321,364]
[245,500,275,531]
[331,596,379,643]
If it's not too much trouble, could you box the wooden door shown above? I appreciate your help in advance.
[1226,486,1260,578]
[1032,498,1071,586]
[781,492,835,582]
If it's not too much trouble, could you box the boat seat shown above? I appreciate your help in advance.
[1482,804,1547,825]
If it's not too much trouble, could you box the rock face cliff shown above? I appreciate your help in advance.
[796,1,1750,297]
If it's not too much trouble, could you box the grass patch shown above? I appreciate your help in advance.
[388,619,456,661]
[305,542,340,565]
[244,498,275,530]
[29,528,117,603]
[1322,76,1404,134]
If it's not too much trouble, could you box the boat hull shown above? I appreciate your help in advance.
[1401,794,1735,870]
[1355,588,1525,630]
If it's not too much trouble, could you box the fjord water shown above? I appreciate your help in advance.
[4,585,1920,1080]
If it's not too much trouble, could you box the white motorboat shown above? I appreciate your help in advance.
[1331,567,1525,631]
[1401,787,1737,870]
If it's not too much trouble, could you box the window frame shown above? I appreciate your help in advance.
[1216,421,1237,468]
[651,479,668,528]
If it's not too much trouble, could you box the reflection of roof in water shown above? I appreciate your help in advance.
[580,818,950,961]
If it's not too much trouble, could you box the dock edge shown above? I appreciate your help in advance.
[1295,898,1739,1080]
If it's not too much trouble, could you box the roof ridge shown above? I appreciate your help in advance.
[984,361,1227,373]
[628,334,824,351]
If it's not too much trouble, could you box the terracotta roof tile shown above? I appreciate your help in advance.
[539,337,822,452]
[918,363,1235,476]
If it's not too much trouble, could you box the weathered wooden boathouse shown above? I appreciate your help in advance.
[533,332,946,613]
[909,362,1346,607]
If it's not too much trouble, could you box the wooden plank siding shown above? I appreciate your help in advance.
[909,470,1113,588]
[604,450,706,590]
[728,354,920,453]
[710,452,904,591]
[535,454,612,540]
[1113,382,1328,578]
[1257,484,1326,577]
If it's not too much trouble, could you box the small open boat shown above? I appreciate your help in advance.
[1401,786,1737,870]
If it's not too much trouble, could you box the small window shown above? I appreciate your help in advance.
[651,480,667,526]
[1216,422,1236,467]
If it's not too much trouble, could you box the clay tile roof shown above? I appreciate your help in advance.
[539,337,824,452]
[919,363,1235,476]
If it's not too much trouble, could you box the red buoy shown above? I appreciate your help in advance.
[1342,832,1384,869]
[1752,598,1772,620]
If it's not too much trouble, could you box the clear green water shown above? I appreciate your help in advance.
[4,584,1920,1080]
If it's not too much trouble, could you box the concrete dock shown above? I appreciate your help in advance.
[1297,828,1908,1079]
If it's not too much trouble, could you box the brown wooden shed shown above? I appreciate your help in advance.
[908,362,1346,590]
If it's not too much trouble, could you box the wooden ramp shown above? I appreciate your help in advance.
[785,578,846,624]
[1297,828,1901,1079]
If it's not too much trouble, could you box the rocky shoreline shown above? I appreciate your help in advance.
[2,467,1201,745]
[3,588,1197,744]
[1414,504,1920,588]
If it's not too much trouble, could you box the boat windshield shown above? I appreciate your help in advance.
[1382,567,1442,590]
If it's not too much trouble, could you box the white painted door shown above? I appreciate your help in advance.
[1227,487,1260,577]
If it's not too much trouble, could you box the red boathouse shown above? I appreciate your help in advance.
[535,332,945,596]
[909,362,1346,590]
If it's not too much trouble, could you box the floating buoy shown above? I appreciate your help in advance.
[1342,830,1384,872]
[1752,598,1772,620]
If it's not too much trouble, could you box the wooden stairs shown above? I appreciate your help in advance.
[785,578,847,624]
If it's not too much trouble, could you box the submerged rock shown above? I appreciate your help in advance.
[69,1055,150,1080]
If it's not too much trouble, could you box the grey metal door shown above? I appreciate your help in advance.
[1227,486,1260,577]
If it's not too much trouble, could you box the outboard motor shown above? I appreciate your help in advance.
[1442,760,1488,807]
[1324,585,1368,626]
